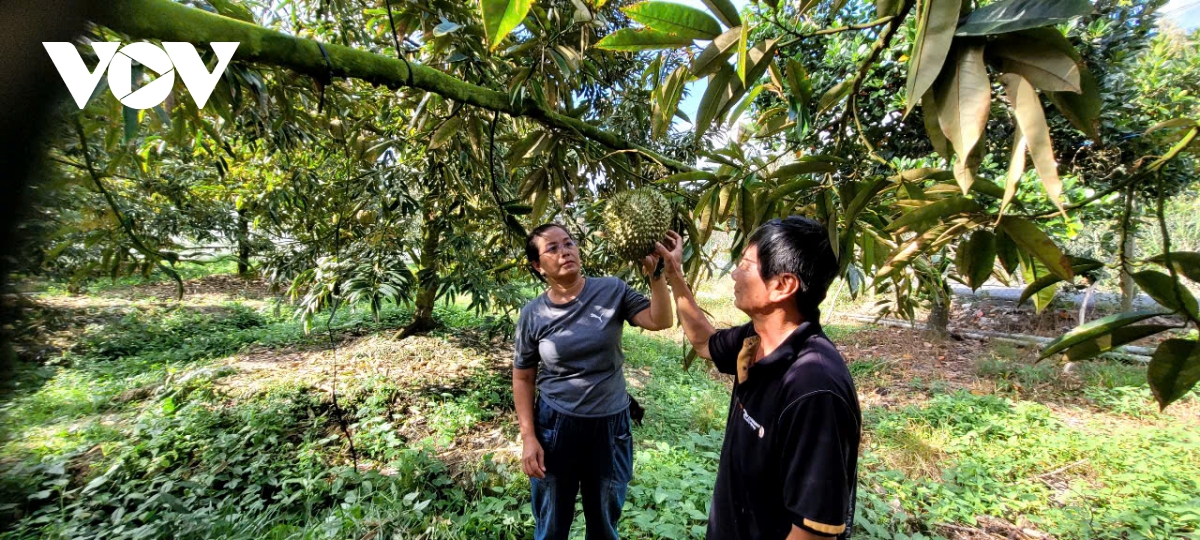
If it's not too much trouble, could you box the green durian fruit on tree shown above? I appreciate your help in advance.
[602,188,671,261]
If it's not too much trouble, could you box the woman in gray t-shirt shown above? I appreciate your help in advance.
[513,223,673,540]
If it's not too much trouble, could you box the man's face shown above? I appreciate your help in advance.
[732,244,769,313]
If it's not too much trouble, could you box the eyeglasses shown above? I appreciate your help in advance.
[540,239,578,257]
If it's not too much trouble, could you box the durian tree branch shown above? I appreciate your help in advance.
[86,0,695,174]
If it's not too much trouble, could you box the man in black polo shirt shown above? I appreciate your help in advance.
[655,217,861,539]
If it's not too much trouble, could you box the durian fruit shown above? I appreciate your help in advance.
[602,188,671,261]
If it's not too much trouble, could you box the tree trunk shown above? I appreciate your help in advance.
[236,207,251,277]
[393,184,444,340]
[1120,221,1137,312]
[925,290,951,338]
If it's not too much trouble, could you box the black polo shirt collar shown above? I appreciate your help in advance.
[739,321,822,383]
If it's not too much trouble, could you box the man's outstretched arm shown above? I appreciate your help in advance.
[657,232,717,360]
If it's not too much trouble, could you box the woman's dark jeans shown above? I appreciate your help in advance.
[531,397,634,540]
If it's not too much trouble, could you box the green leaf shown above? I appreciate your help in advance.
[209,0,255,22]
[1048,64,1101,142]
[1065,325,1173,362]
[1001,73,1066,217]
[480,0,534,51]
[1148,339,1200,410]
[1040,310,1165,360]
[695,64,738,140]
[921,89,953,160]
[956,230,996,291]
[818,79,853,114]
[886,196,983,235]
[658,171,718,184]
[764,180,821,208]
[701,0,741,29]
[995,228,1021,274]
[653,66,689,139]
[737,24,749,86]
[624,2,723,40]
[1133,270,1200,320]
[998,216,1073,282]
[1146,252,1200,284]
[1000,124,1026,219]
[956,0,1092,36]
[936,43,991,195]
[992,34,1082,93]
[766,156,841,180]
[1018,259,1102,306]
[429,116,461,149]
[691,26,741,77]
[123,106,139,143]
[905,0,961,114]
[595,28,695,51]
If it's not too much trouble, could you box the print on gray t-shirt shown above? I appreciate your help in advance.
[514,276,651,418]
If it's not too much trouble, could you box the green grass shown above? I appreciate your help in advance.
[2,276,1198,539]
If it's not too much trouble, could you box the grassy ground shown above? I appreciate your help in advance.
[1,271,1198,539]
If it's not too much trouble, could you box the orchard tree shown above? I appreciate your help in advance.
[33,0,1200,408]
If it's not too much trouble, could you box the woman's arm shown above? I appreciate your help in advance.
[632,271,674,331]
[512,367,545,478]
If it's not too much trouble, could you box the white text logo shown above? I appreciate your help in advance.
[43,41,240,110]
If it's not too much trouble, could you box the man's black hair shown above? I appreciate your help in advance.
[525,223,571,283]
[747,216,839,322]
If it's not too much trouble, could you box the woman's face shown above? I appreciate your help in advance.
[532,227,581,282]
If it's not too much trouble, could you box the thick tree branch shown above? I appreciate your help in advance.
[88,0,695,174]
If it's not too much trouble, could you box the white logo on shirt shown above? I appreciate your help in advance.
[741,407,765,438]
[589,312,604,323]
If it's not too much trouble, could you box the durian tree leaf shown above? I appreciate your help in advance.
[819,79,853,114]
[429,116,462,149]
[897,168,955,183]
[701,0,742,29]
[726,84,765,125]
[1001,73,1066,217]
[1146,118,1200,136]
[652,66,689,139]
[1018,259,1103,306]
[885,196,983,235]
[695,64,738,140]
[1147,127,1199,172]
[1065,325,1174,363]
[624,1,723,40]
[876,225,946,278]
[766,156,841,180]
[936,43,990,194]
[209,0,255,22]
[921,89,954,160]
[658,170,719,184]
[1148,339,1200,411]
[905,0,961,114]
[691,26,741,77]
[1040,310,1165,360]
[1020,251,1058,313]
[764,179,822,208]
[1132,270,1200,320]
[595,28,696,51]
[1001,124,1027,219]
[998,216,1073,281]
[956,229,997,291]
[1146,252,1200,283]
[1048,64,1102,142]
[481,0,534,50]
[736,39,779,103]
[737,24,750,86]
[995,228,1021,274]
[992,35,1082,93]
[955,0,1092,36]
[843,176,890,226]
[754,106,793,138]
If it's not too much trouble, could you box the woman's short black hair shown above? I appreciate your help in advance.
[747,216,839,321]
[525,223,571,283]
